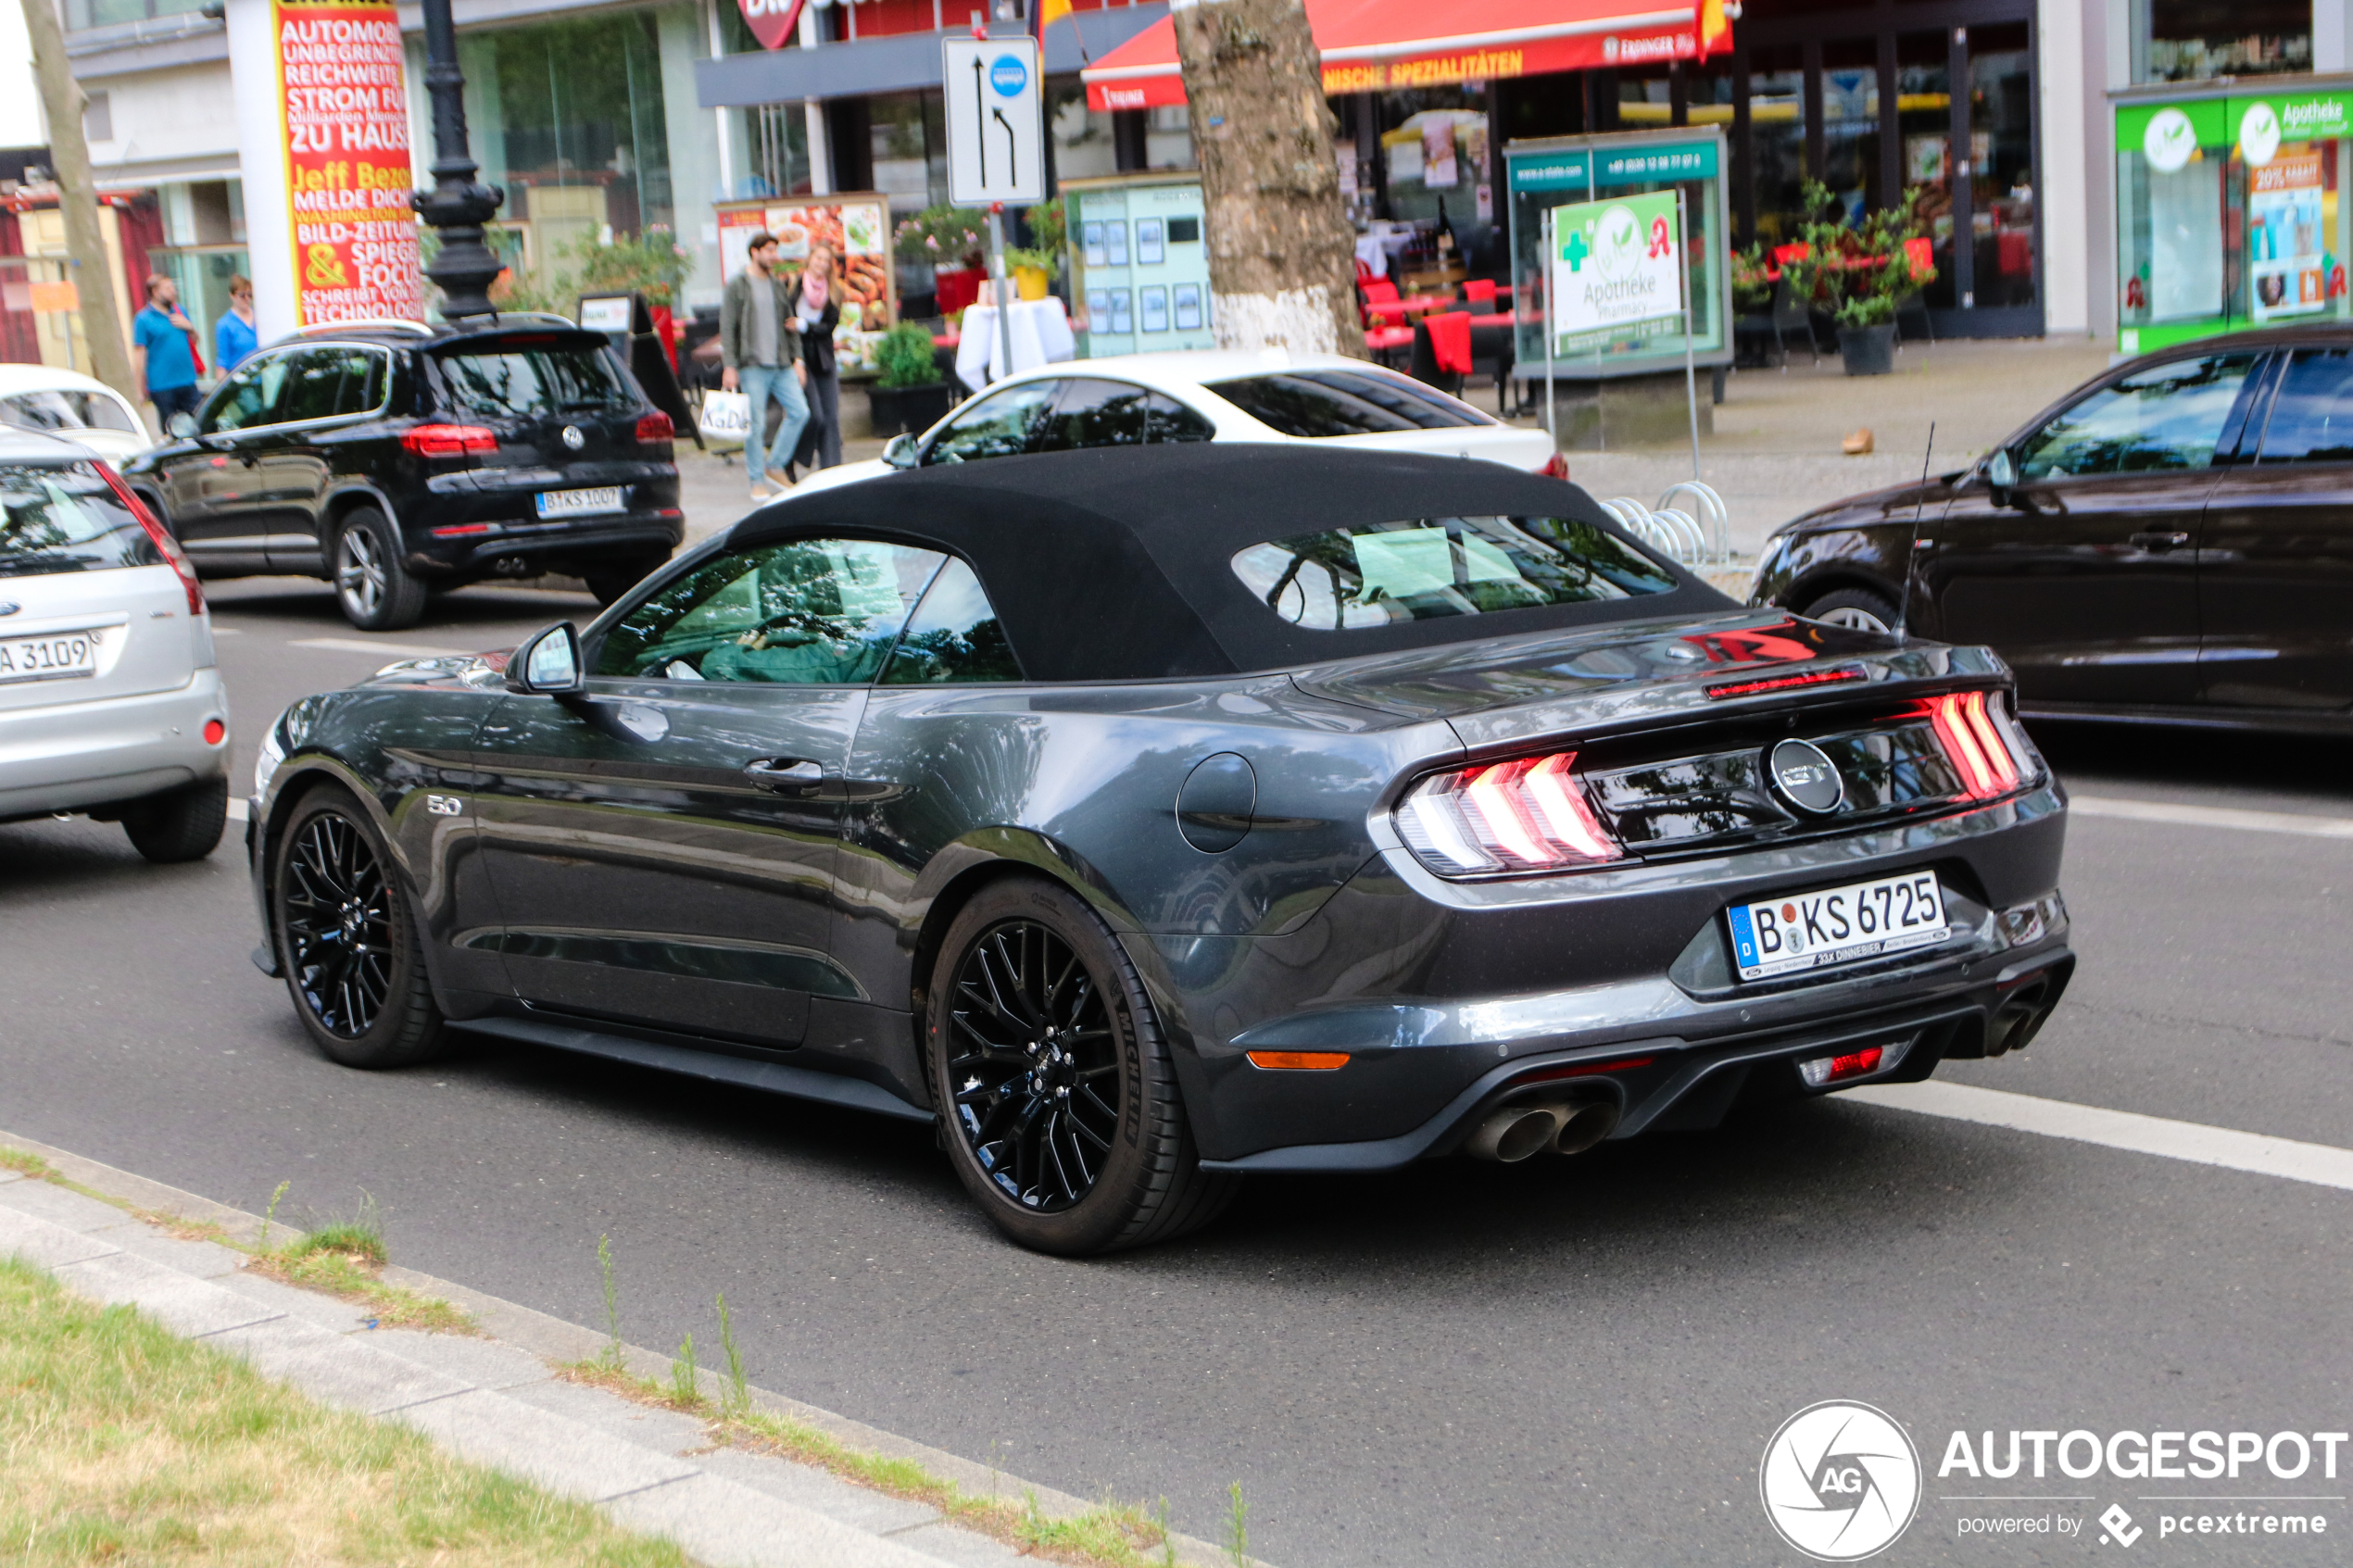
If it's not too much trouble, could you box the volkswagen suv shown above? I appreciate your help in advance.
[122,320,683,631]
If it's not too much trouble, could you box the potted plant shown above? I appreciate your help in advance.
[1784,182,1935,377]
[868,320,951,437]
[1007,197,1067,300]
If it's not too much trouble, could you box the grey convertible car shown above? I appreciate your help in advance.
[246,446,2074,1254]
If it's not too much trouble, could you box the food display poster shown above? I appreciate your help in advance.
[273,0,422,326]
[714,196,895,329]
[2247,153,2328,322]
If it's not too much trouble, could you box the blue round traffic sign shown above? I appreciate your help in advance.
[989,54,1027,95]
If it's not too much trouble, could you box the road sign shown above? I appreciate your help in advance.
[943,36,1044,206]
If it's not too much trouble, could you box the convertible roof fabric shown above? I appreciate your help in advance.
[727,445,1726,682]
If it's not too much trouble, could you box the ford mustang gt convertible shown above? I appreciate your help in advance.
[245,445,2074,1255]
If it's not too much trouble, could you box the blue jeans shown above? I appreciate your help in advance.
[741,363,810,483]
[150,383,202,428]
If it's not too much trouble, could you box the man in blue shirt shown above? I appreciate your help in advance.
[131,273,200,429]
[214,274,258,374]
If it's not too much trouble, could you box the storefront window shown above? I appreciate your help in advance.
[738,104,812,199]
[1051,82,1119,183]
[1968,23,2035,310]
[65,0,201,28]
[1820,40,1881,222]
[1144,106,1197,171]
[2137,0,2310,83]
[1897,31,1957,308]
[1377,87,1495,277]
[1750,45,1806,247]
[869,92,948,215]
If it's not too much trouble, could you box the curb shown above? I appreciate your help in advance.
[0,1128,1265,1568]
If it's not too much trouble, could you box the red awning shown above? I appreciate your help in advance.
[1081,0,1731,113]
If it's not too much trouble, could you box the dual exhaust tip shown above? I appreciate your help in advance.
[1465,1095,1621,1163]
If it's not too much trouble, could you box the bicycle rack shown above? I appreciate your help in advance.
[1596,481,1731,569]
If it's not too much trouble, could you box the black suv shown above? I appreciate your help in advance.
[124,318,682,631]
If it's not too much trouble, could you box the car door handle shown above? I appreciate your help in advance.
[743,758,825,793]
[2130,530,2191,551]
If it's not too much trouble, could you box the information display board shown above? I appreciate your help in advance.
[2114,78,2353,354]
[1504,128,1729,382]
[1059,173,1214,358]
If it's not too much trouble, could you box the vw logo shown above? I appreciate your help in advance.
[1768,738,1845,816]
[1759,1400,1920,1561]
[560,425,585,450]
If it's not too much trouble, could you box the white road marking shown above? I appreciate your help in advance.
[2070,794,2353,841]
[290,636,471,659]
[1844,1081,2353,1193]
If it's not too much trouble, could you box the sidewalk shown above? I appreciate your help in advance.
[0,1131,1259,1568]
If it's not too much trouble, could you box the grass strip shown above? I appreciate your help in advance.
[0,1256,685,1567]
[559,1361,1179,1567]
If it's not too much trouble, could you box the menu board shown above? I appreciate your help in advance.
[1064,175,1214,358]
[714,195,896,330]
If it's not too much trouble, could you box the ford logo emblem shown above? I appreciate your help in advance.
[0,602,18,617]
[1767,738,1844,816]
[561,425,585,450]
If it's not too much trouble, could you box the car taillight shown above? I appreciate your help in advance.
[1397,750,1622,875]
[635,410,674,444]
[1540,452,1570,480]
[1925,690,2025,800]
[401,423,498,458]
[99,462,202,615]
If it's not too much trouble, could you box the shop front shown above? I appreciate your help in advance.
[2113,76,2353,355]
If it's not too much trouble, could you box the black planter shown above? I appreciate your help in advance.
[1837,321,1896,376]
[869,380,954,438]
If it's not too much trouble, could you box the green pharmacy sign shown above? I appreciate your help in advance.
[1549,189,1685,354]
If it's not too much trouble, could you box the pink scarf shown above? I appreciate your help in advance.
[800,270,829,311]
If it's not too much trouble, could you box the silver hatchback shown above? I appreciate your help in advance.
[0,431,231,860]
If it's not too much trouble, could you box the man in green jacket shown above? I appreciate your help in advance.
[718,232,810,500]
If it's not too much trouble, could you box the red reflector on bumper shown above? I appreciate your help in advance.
[432,523,496,537]
[1246,1051,1350,1071]
[1514,1055,1656,1086]
[202,719,226,746]
[1798,1046,1883,1087]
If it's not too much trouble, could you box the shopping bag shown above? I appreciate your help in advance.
[698,390,751,447]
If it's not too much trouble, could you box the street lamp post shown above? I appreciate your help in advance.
[409,0,504,320]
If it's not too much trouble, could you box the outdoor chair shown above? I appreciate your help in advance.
[1410,311,1470,396]
[1461,278,1498,309]
[1769,275,1818,368]
[1361,278,1403,327]
[1466,317,1516,414]
[1894,237,1935,348]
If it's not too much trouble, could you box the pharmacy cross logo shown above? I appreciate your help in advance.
[1760,1401,1922,1562]
[2100,1504,2144,1548]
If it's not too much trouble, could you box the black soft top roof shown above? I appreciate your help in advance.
[726,445,1730,682]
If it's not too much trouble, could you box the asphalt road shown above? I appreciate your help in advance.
[5,580,2350,1566]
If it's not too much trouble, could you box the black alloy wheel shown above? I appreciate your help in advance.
[272,788,447,1068]
[925,877,1237,1255]
[947,919,1123,1212]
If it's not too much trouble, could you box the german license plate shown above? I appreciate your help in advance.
[0,627,102,685]
[1726,871,1948,982]
[535,486,625,519]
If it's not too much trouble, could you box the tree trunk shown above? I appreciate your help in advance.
[1171,0,1361,358]
[19,0,137,400]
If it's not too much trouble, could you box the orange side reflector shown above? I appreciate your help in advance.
[1246,1051,1351,1072]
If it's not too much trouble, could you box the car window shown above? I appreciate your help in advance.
[596,537,946,684]
[1035,379,1151,451]
[1231,515,1677,631]
[0,389,138,435]
[333,349,389,417]
[434,340,635,419]
[204,353,294,433]
[0,461,157,579]
[1203,370,1488,436]
[2256,347,2353,463]
[881,557,1021,684]
[1147,391,1216,442]
[921,382,1060,464]
[275,349,350,425]
[2015,354,2259,479]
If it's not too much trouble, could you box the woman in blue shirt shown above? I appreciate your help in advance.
[214,274,258,373]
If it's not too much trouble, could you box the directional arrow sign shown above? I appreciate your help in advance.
[943,35,1044,206]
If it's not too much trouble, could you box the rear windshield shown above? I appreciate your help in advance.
[1203,370,1490,436]
[434,342,635,419]
[1230,515,1675,630]
[0,462,157,578]
[0,389,140,435]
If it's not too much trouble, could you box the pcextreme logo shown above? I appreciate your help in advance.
[1760,1401,1923,1561]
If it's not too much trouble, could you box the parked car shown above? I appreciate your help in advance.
[792,348,1563,495]
[245,446,2070,1254]
[0,430,231,860]
[120,320,684,633]
[1751,324,2353,730]
[0,363,151,466]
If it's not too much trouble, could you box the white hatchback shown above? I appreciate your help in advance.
[0,431,232,860]
[0,363,153,466]
[794,348,1559,495]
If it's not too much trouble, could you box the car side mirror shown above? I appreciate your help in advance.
[165,411,197,440]
[508,621,584,695]
[1986,448,2017,505]
[882,433,920,470]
